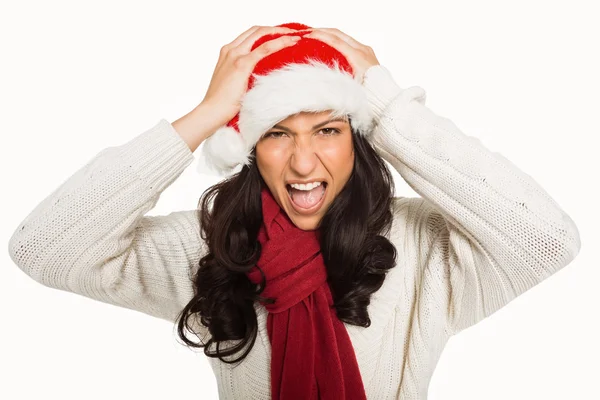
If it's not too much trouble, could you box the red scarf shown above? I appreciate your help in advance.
[246,186,367,400]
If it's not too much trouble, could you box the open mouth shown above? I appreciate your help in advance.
[286,182,328,213]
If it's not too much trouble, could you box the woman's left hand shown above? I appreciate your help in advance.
[304,28,380,83]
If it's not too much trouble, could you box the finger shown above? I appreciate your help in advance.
[305,29,360,57]
[246,35,301,66]
[307,28,364,50]
[235,26,297,55]
[218,26,296,70]
[216,26,263,69]
[225,25,261,48]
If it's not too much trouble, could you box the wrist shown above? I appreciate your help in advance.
[172,103,223,153]
[362,65,403,122]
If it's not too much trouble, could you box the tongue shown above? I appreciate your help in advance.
[290,185,325,208]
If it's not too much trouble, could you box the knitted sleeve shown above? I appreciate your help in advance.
[8,119,206,324]
[362,65,581,335]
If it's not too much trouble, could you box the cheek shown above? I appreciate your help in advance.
[320,140,354,169]
[256,146,288,177]
[257,141,288,160]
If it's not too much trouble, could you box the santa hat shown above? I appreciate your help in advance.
[197,22,376,177]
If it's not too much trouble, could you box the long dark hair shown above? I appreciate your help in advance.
[175,124,398,364]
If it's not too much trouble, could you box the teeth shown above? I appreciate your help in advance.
[289,181,323,191]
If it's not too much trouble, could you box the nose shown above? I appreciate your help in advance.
[289,141,320,175]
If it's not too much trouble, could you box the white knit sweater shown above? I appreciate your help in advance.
[8,65,581,399]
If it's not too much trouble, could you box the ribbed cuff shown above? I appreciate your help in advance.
[117,118,195,194]
[362,65,404,122]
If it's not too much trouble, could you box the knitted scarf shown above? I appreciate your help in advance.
[246,186,367,400]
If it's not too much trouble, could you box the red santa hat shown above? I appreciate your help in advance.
[197,22,375,176]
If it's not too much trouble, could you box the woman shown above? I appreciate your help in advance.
[8,23,581,399]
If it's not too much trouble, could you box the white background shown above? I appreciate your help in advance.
[2,0,598,399]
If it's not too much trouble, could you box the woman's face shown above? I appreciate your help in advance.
[255,110,354,231]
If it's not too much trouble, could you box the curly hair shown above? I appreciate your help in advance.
[175,124,398,364]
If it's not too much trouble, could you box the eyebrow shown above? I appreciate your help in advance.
[270,116,349,133]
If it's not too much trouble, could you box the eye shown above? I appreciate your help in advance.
[264,131,287,139]
[319,128,340,135]
[264,128,340,139]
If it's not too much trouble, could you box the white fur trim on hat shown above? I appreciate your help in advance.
[199,58,374,176]
[196,125,250,176]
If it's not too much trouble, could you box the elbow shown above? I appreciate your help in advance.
[520,211,581,281]
[8,230,36,280]
[562,212,581,263]
[8,226,49,284]
[545,212,581,273]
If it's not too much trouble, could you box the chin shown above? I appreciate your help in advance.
[290,217,321,231]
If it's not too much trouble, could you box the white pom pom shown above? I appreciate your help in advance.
[197,125,251,177]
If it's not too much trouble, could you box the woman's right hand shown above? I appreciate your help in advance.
[200,25,303,129]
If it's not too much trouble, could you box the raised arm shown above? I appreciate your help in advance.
[8,26,325,326]
[8,119,207,324]
[362,65,581,335]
